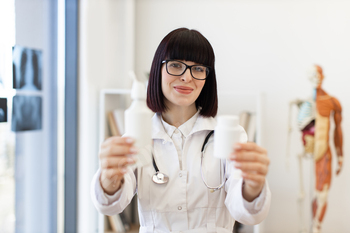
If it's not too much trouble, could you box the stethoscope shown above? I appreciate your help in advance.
[151,130,226,192]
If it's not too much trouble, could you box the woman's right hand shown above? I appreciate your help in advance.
[99,136,137,195]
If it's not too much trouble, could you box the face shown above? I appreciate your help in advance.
[307,65,323,89]
[161,60,206,110]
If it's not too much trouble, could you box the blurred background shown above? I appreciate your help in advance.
[0,0,349,233]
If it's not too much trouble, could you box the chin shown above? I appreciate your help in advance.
[175,102,194,108]
[173,99,195,108]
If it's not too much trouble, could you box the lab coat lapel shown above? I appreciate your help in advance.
[151,113,172,142]
[189,114,216,136]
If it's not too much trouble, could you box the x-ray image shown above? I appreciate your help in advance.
[12,45,42,90]
[0,98,7,123]
[11,95,42,131]
[0,74,3,89]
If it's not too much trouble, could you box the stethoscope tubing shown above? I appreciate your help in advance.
[200,130,226,192]
[152,130,226,192]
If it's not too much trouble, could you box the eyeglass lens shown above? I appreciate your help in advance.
[166,60,208,80]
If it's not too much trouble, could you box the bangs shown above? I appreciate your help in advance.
[165,30,213,67]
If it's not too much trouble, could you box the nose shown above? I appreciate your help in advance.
[181,68,192,82]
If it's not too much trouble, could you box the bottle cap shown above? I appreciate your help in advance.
[131,80,146,100]
[217,115,239,128]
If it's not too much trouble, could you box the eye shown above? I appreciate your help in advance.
[168,61,183,69]
[193,66,205,72]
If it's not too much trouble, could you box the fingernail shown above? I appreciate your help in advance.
[130,147,138,153]
[127,158,135,163]
[121,168,127,173]
[126,138,134,143]
[233,143,241,149]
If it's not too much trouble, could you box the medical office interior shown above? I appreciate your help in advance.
[0,0,349,233]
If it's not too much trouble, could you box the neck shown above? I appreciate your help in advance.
[312,82,324,99]
[312,89,317,101]
[162,103,197,128]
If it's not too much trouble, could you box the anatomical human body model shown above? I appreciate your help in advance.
[287,65,343,233]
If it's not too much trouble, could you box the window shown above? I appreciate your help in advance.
[0,0,16,232]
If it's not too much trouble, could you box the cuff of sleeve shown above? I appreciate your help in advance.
[242,181,268,214]
[101,180,125,206]
[225,177,271,225]
[91,169,126,206]
[90,167,137,216]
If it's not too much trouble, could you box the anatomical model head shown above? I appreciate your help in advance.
[308,65,324,89]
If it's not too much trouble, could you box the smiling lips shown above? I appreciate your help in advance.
[174,86,194,94]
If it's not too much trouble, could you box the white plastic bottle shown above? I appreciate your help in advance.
[124,76,153,168]
[213,115,242,178]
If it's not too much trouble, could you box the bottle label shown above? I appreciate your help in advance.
[213,127,240,159]
[125,111,153,168]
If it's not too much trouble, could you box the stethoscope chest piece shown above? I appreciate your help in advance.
[152,171,169,184]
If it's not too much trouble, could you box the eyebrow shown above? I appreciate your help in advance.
[172,60,204,66]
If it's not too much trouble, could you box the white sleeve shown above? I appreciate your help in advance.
[224,160,271,225]
[90,167,137,216]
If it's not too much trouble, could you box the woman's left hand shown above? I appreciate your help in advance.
[229,142,270,202]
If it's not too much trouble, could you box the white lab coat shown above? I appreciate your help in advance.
[91,113,271,233]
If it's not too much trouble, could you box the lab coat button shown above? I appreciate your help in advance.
[179,173,182,177]
[178,206,182,210]
[162,140,166,144]
[174,129,179,134]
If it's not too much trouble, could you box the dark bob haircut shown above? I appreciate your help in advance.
[146,28,218,117]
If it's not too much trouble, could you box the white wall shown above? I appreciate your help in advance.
[80,0,350,232]
[134,1,350,233]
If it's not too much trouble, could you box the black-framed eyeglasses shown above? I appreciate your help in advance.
[162,60,210,80]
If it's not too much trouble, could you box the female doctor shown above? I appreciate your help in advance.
[91,28,271,233]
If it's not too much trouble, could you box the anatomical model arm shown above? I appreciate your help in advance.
[332,97,343,175]
[286,99,304,166]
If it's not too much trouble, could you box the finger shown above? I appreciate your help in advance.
[101,169,121,183]
[101,136,134,149]
[101,156,136,169]
[234,142,267,154]
[99,144,138,158]
[242,172,266,185]
[234,162,268,175]
[230,151,270,165]
[101,166,128,181]
[100,169,125,188]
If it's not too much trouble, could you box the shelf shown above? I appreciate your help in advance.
[99,89,139,233]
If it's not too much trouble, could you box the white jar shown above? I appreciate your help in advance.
[213,115,242,178]
[213,115,241,159]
